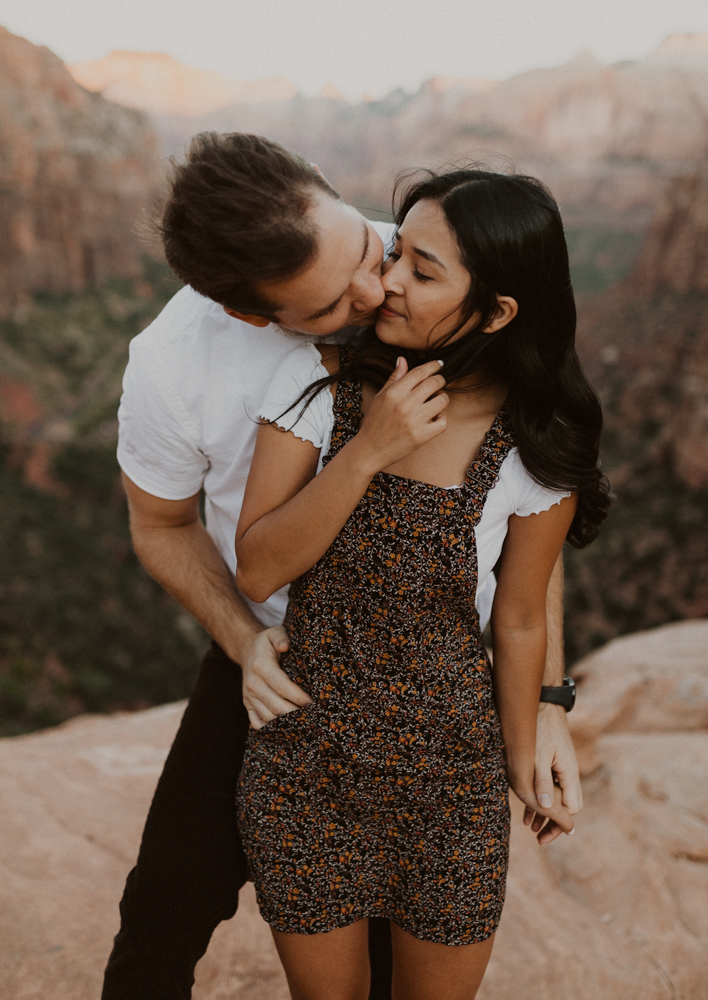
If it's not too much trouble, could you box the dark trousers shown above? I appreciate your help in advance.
[101,642,393,999]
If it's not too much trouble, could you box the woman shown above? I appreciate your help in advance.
[234,168,610,1000]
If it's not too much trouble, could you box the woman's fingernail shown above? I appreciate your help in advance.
[539,794,552,808]
[436,359,444,367]
[568,827,575,836]
[395,356,402,368]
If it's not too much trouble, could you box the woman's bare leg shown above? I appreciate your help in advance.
[390,923,495,1000]
[272,919,371,1000]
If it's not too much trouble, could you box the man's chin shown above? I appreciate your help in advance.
[347,310,378,328]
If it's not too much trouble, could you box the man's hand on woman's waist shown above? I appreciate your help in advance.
[240,625,312,730]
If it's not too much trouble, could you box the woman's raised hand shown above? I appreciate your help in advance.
[350,357,449,474]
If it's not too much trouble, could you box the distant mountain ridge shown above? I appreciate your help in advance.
[70,51,298,117]
[68,34,708,234]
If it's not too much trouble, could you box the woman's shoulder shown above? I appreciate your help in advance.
[498,448,571,517]
[259,341,333,448]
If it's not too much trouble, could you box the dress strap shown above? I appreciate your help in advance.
[321,346,364,466]
[461,408,515,522]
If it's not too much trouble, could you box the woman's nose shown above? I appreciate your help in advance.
[381,261,403,294]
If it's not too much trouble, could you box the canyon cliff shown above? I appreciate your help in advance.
[0,27,163,317]
[70,35,708,236]
[564,164,708,658]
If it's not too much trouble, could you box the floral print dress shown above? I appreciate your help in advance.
[236,355,514,945]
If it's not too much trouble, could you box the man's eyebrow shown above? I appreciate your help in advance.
[306,220,370,321]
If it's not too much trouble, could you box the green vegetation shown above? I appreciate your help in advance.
[564,458,708,663]
[564,289,708,663]
[564,227,643,296]
[1,256,704,733]
[0,261,207,736]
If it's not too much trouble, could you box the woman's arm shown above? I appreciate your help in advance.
[236,357,448,602]
[491,495,577,833]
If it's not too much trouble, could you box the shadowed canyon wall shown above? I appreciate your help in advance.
[1,27,706,733]
[564,166,708,658]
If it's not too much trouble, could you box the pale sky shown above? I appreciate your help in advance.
[1,0,707,100]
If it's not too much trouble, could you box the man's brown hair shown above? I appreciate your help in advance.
[159,133,340,320]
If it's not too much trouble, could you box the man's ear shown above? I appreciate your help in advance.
[223,306,272,329]
[309,162,327,182]
[482,295,518,334]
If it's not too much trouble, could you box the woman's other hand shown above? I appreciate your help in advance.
[507,765,575,842]
[350,357,449,474]
[523,702,583,844]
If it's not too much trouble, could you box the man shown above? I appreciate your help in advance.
[103,133,580,1000]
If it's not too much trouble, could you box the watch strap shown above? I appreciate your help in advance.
[540,675,576,712]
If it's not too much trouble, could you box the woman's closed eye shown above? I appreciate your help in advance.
[387,250,434,283]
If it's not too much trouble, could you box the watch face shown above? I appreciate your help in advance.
[564,676,577,709]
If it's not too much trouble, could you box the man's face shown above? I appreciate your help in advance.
[258,191,386,336]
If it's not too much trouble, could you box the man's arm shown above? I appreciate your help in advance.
[121,472,312,729]
[527,552,583,844]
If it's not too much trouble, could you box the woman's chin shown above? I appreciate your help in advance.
[374,317,409,346]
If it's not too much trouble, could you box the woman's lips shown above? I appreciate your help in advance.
[379,303,404,319]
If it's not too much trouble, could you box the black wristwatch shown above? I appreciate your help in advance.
[540,675,576,712]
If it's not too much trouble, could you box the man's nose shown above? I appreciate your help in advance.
[351,269,385,312]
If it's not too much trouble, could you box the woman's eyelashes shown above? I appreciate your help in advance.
[387,250,434,283]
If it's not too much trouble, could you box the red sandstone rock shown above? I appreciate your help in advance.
[70,51,297,118]
[67,35,708,232]
[1,620,707,998]
[0,27,163,318]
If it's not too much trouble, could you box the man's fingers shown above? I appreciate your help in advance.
[247,708,265,730]
[245,695,277,725]
[258,666,312,707]
[534,761,556,811]
[526,785,574,836]
[556,765,583,815]
[537,819,565,845]
[244,674,310,715]
[266,625,290,650]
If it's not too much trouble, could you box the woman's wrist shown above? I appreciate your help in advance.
[339,432,384,480]
[504,745,537,788]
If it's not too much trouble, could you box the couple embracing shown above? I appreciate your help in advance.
[105,133,610,1000]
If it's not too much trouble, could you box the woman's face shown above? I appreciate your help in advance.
[375,199,474,351]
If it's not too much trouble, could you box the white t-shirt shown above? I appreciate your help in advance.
[117,221,395,628]
[259,344,570,631]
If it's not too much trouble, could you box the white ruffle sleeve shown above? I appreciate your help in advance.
[258,343,334,460]
[504,449,571,516]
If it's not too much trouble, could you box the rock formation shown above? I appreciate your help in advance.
[0,27,163,317]
[71,34,708,233]
[561,163,708,660]
[70,51,297,117]
[579,164,708,491]
[1,620,706,998]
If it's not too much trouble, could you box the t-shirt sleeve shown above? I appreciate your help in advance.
[117,338,208,500]
[258,347,332,450]
[508,449,571,517]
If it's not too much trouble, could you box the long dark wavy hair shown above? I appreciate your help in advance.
[292,167,612,547]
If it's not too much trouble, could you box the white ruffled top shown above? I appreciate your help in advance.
[260,343,570,631]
